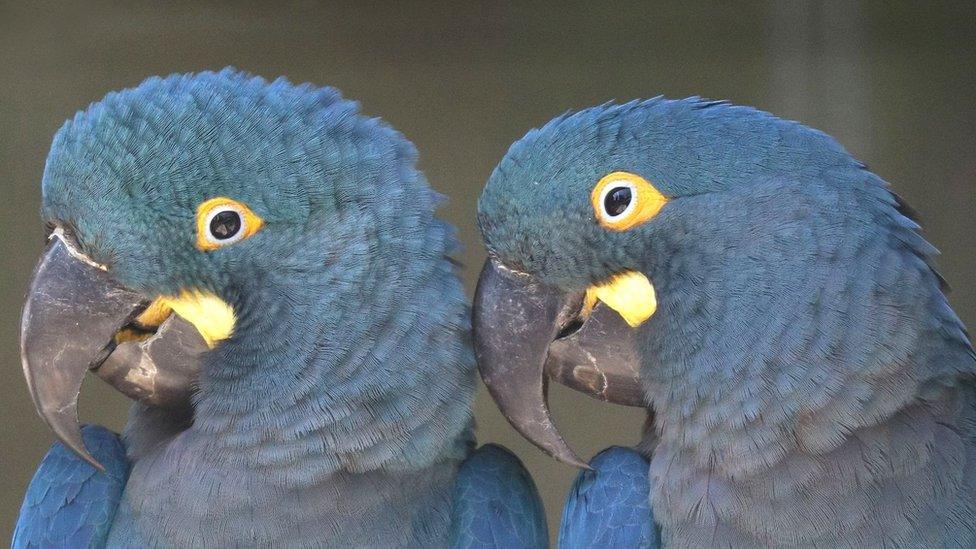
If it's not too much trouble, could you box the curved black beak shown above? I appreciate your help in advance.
[546,304,645,407]
[20,239,205,469]
[93,315,205,409]
[473,259,646,468]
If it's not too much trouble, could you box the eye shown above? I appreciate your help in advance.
[196,197,264,251]
[601,185,635,218]
[209,209,242,241]
[591,171,669,231]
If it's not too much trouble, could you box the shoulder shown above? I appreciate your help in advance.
[451,444,548,548]
[14,425,129,549]
[559,446,659,549]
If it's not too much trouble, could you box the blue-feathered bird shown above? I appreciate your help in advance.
[14,69,548,548]
[473,98,976,547]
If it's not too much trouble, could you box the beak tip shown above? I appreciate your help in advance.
[46,419,104,471]
[541,437,590,470]
[79,451,105,472]
[561,455,593,470]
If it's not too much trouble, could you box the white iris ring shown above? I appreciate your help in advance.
[203,205,247,248]
[598,180,638,221]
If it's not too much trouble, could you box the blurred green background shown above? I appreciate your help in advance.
[2,1,974,542]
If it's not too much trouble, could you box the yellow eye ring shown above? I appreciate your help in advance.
[590,171,669,231]
[195,197,264,251]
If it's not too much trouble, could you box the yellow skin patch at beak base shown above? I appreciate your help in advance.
[135,298,175,328]
[583,271,657,328]
[128,290,236,349]
[114,299,177,345]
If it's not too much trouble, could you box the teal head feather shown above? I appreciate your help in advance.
[39,69,476,545]
[477,97,976,545]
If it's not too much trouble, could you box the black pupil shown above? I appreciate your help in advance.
[604,186,632,217]
[210,210,242,240]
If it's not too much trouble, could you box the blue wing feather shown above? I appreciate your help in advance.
[558,447,659,549]
[451,444,549,548]
[13,425,129,549]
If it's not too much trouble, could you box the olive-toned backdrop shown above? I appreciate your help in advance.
[2,1,974,542]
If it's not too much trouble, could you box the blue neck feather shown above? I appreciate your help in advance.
[189,215,475,484]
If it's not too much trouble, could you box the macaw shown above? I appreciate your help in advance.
[472,98,976,547]
[14,69,548,548]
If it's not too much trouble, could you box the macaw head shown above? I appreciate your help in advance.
[474,98,953,467]
[23,69,472,469]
